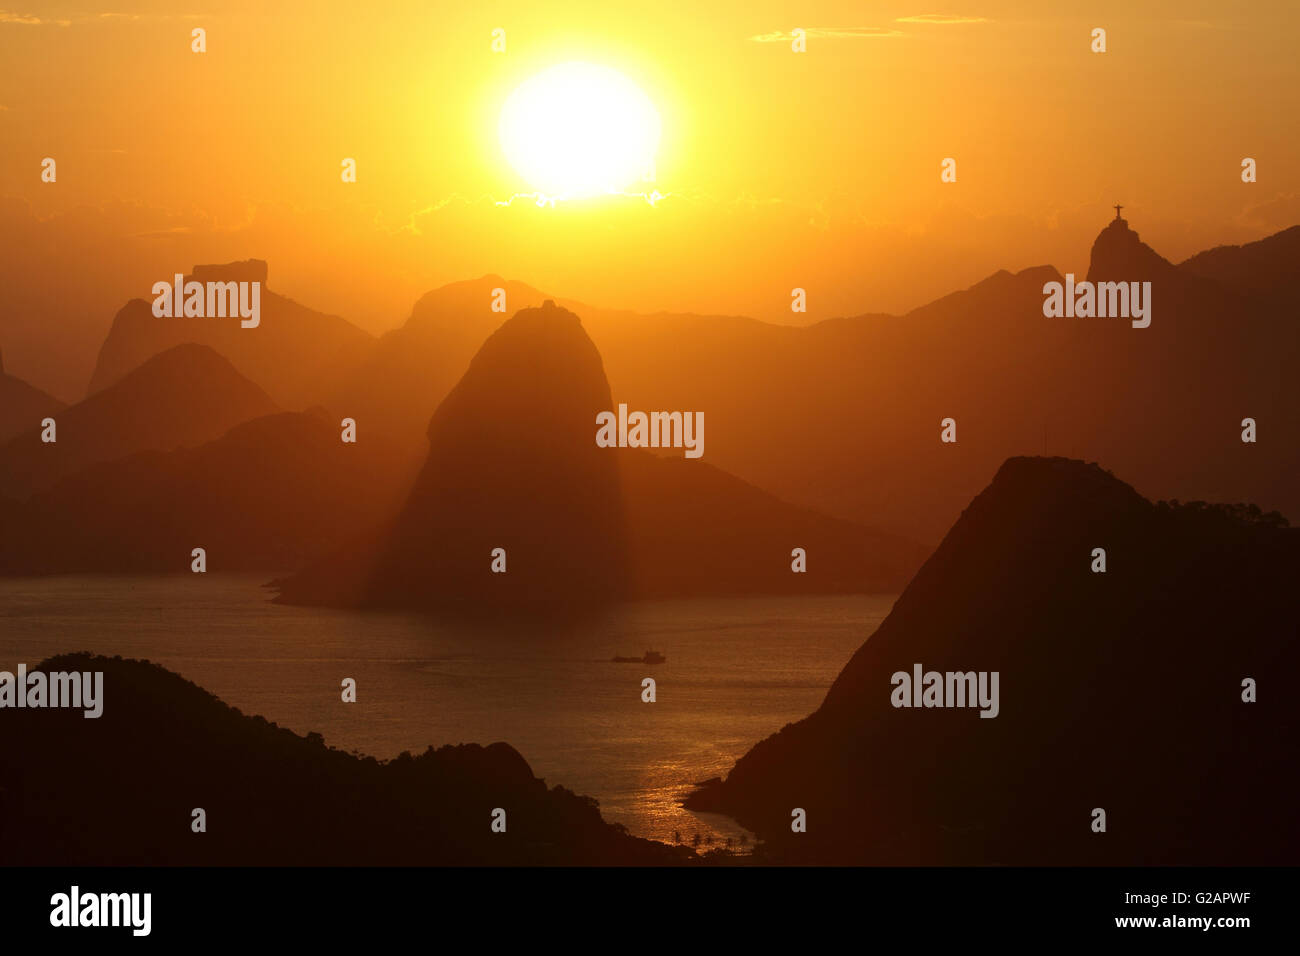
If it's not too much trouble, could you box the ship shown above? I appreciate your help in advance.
[611,650,667,664]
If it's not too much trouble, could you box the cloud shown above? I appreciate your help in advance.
[895,15,990,25]
[95,12,209,21]
[0,11,72,26]
[131,225,196,239]
[1234,192,1300,232]
[0,10,205,27]
[1170,19,1234,31]
[750,27,904,43]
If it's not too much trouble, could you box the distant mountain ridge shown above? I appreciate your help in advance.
[582,219,1298,540]
[88,260,376,411]
[0,409,415,574]
[0,343,278,500]
[0,347,66,445]
[1178,224,1300,295]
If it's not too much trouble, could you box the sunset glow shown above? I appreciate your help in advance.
[498,61,662,200]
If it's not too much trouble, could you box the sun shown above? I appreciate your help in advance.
[499,61,661,201]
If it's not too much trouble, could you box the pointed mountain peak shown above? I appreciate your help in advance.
[398,276,553,335]
[978,455,1149,521]
[425,301,604,444]
[1086,213,1175,282]
[277,301,626,610]
[190,259,268,284]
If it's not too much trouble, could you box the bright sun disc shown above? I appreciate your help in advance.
[499,62,661,200]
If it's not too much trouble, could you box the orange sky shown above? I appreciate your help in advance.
[2,0,1298,398]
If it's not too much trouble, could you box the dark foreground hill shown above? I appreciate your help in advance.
[685,457,1300,865]
[0,654,687,865]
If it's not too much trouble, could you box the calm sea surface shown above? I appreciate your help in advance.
[0,575,893,847]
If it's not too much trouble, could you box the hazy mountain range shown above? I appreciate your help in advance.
[1,305,924,590]
[0,216,1293,586]
[5,216,1285,547]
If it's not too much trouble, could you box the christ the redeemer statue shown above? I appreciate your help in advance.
[1114,204,1124,221]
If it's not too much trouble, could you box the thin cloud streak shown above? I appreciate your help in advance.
[895,15,991,25]
[0,10,206,27]
[749,27,905,43]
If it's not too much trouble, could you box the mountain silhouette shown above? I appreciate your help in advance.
[275,302,926,608]
[585,265,1064,541]
[1085,216,1180,283]
[684,457,1299,864]
[0,347,66,444]
[0,343,278,499]
[1085,215,1240,320]
[0,653,687,865]
[87,260,376,410]
[337,275,552,443]
[581,220,1299,542]
[327,219,1294,551]
[275,301,630,610]
[1178,224,1300,297]
[68,221,1300,549]
[0,410,415,574]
